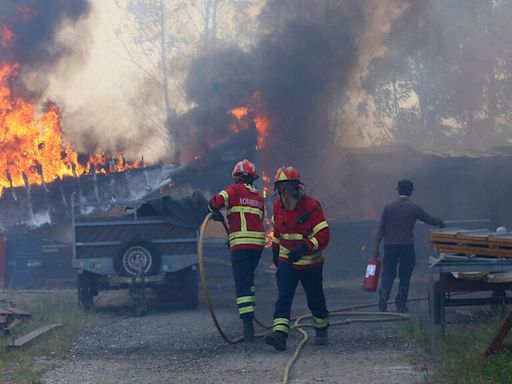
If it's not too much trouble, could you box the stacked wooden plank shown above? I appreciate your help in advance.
[0,304,31,331]
[430,228,512,258]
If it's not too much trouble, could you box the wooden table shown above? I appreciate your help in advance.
[429,257,512,359]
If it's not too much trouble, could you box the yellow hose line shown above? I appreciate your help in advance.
[198,212,269,344]
[198,213,410,384]
[283,321,309,384]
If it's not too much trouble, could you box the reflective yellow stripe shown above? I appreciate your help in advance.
[237,296,255,305]
[312,316,329,328]
[240,212,247,231]
[272,237,280,244]
[219,190,229,207]
[293,254,324,266]
[239,306,255,314]
[229,231,266,240]
[278,247,324,265]
[278,245,290,256]
[230,238,266,246]
[273,318,289,326]
[301,253,322,260]
[311,221,328,236]
[281,233,305,240]
[278,253,322,262]
[273,325,289,333]
[310,237,319,251]
[227,206,263,218]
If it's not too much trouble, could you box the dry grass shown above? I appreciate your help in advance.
[0,289,92,384]
[399,305,512,384]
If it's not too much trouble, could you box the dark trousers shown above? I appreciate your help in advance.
[231,249,262,319]
[379,244,416,308]
[272,261,329,335]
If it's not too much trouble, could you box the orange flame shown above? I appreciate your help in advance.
[228,91,270,150]
[229,106,248,120]
[265,226,274,248]
[0,63,143,197]
[0,26,14,47]
[260,171,274,248]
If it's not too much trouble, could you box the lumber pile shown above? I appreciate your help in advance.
[430,228,512,258]
[430,228,512,282]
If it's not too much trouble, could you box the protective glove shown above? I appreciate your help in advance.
[288,244,309,263]
[211,211,225,222]
[272,248,279,267]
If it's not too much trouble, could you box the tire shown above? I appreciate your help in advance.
[114,238,161,277]
[77,271,97,310]
[181,265,199,310]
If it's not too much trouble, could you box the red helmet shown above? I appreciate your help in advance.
[274,166,301,183]
[232,159,258,180]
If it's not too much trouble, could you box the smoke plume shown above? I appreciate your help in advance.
[177,0,364,173]
[0,1,91,68]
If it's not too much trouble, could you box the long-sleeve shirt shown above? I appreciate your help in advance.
[375,196,444,246]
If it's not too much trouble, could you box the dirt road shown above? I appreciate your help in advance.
[41,264,428,384]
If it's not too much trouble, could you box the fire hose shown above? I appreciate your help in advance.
[198,212,410,384]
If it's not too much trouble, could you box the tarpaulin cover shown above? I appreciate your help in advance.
[137,191,209,229]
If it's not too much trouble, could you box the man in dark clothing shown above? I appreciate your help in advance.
[373,179,445,312]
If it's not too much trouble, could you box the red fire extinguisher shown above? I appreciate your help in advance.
[363,257,381,292]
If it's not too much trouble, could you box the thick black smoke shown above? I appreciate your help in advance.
[176,46,257,161]
[178,0,362,173]
[0,0,91,68]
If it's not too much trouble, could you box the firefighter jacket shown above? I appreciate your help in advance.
[272,195,329,269]
[209,182,265,251]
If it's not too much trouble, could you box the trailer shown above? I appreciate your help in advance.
[72,197,202,315]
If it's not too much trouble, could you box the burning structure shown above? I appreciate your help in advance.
[2,0,512,289]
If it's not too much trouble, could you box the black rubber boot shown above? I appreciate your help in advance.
[314,327,328,345]
[264,330,287,351]
[378,289,389,312]
[243,318,255,342]
[395,289,409,313]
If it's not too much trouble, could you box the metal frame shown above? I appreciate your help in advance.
[429,257,512,359]
[71,196,198,274]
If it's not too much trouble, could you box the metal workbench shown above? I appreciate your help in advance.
[429,257,512,359]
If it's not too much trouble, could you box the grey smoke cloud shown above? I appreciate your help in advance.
[0,0,91,68]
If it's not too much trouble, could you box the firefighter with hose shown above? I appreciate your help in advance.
[265,166,330,351]
[208,159,265,342]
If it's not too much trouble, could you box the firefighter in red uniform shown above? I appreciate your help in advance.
[264,166,330,351]
[208,159,265,342]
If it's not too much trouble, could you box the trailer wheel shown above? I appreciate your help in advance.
[115,238,161,277]
[77,271,97,310]
[181,265,199,310]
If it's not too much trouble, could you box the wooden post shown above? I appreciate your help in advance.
[485,310,512,356]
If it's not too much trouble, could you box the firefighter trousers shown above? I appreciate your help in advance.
[379,244,416,308]
[272,261,329,336]
[231,249,262,319]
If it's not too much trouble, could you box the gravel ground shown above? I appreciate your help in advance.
[41,265,429,384]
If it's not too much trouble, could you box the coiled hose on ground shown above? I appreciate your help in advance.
[197,212,410,384]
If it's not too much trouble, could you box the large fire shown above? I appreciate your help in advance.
[0,60,142,197]
[228,91,270,150]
